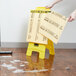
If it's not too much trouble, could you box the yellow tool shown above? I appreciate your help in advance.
[26,7,55,59]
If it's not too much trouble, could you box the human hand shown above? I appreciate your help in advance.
[45,0,63,9]
[68,10,76,22]
[45,4,54,9]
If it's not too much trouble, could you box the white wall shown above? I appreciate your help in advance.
[1,0,76,43]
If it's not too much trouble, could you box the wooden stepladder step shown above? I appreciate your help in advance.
[26,7,55,59]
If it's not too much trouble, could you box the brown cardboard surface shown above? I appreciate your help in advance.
[26,13,48,44]
[39,11,68,44]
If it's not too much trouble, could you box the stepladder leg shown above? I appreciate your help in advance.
[49,41,55,55]
[26,42,33,56]
[49,48,55,55]
[46,39,55,55]
[26,48,32,56]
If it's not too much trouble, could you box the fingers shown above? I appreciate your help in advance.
[45,5,53,9]
[69,18,74,22]
[45,6,50,9]
[45,6,51,9]
[68,16,71,22]
[68,10,76,22]
[68,16,75,22]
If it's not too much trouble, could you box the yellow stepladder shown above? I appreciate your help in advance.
[26,7,55,59]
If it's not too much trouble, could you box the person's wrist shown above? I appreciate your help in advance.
[49,3,54,8]
[74,10,76,12]
[51,2,55,6]
[73,10,76,14]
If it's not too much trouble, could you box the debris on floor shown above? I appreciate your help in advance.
[65,67,70,70]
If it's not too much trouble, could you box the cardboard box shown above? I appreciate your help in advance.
[39,11,68,44]
[26,12,48,44]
